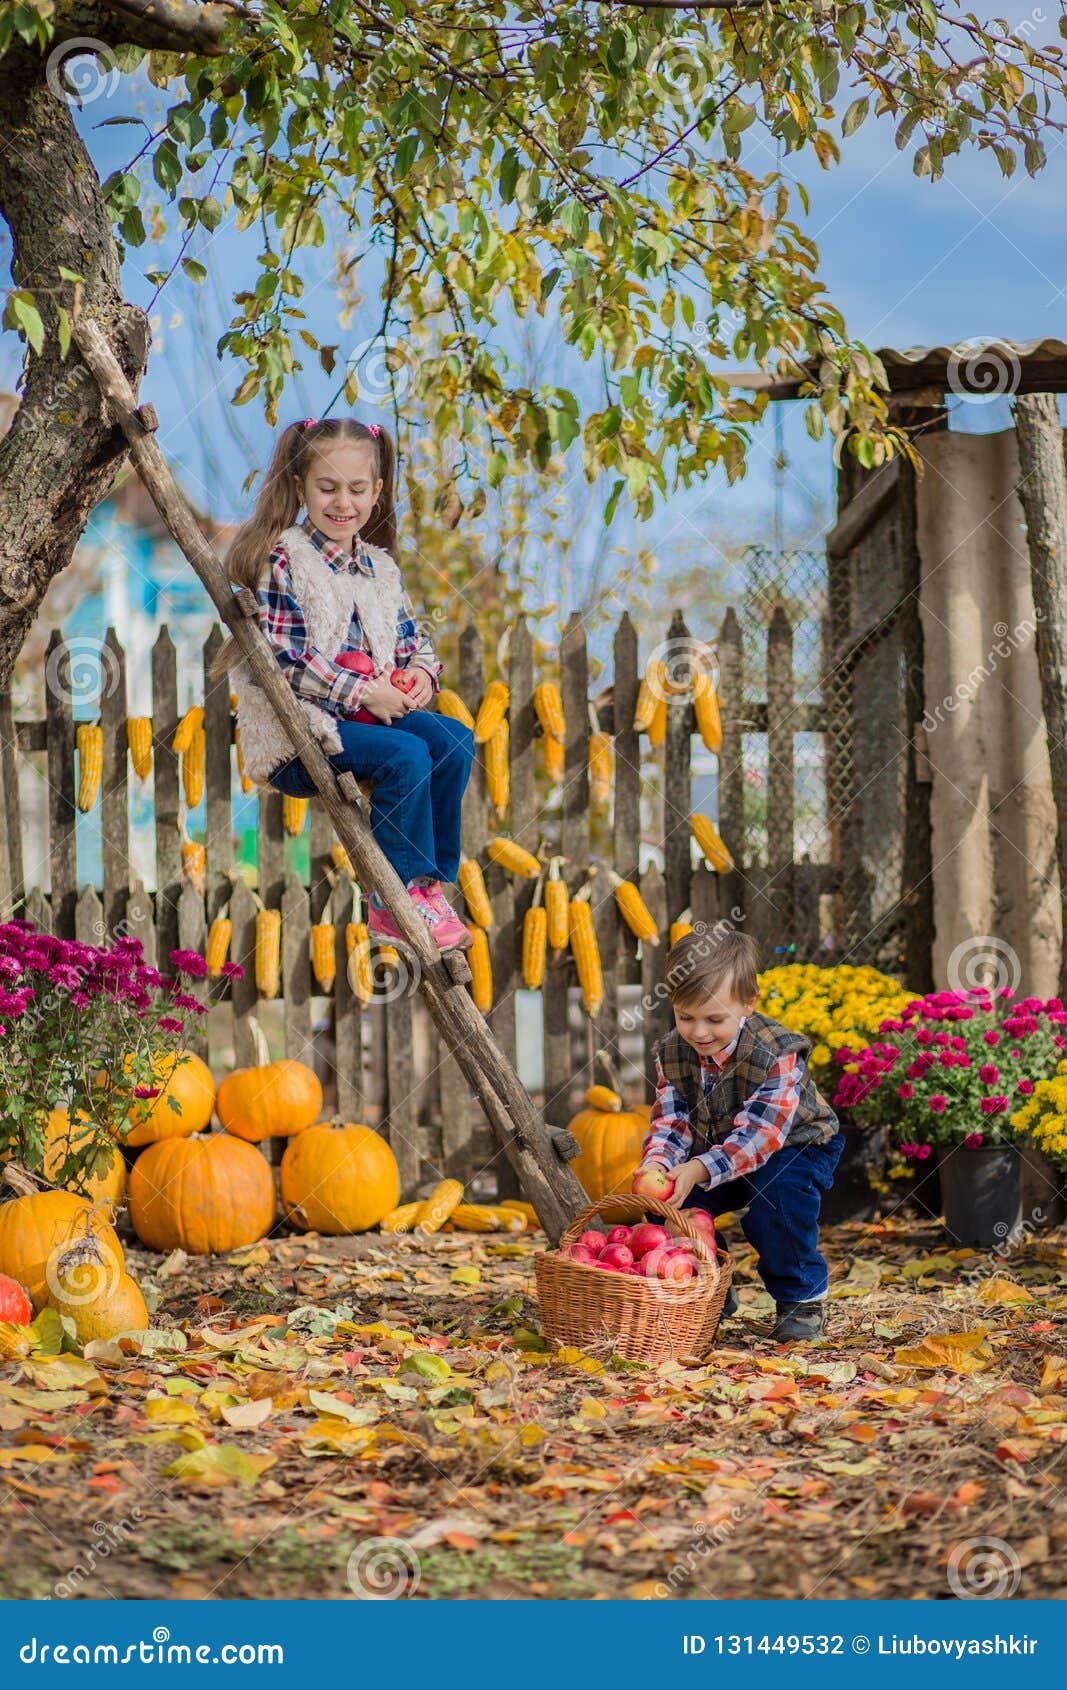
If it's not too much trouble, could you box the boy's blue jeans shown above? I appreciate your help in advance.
[266,710,475,887]
[676,1131,846,1304]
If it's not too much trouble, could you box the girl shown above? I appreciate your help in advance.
[209,416,475,951]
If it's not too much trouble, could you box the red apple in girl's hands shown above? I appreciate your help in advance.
[631,1164,676,1203]
[628,1223,672,1260]
[578,1230,606,1255]
[0,1275,32,1325]
[605,1225,632,1246]
[391,667,417,693]
[597,1244,634,1271]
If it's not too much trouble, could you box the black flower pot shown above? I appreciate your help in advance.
[819,1118,886,1225]
[902,1153,942,1220]
[939,1143,1023,1248]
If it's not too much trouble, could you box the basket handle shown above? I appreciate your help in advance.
[559,1192,717,1256]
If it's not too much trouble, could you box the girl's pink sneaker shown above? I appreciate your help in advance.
[366,897,407,945]
[410,885,474,951]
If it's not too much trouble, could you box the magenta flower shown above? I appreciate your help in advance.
[1018,1078,1034,1096]
[929,1095,948,1113]
[917,1144,933,1159]
[963,1132,985,1149]
[169,949,208,979]
[979,1063,1000,1085]
[915,1028,934,1046]
[898,1083,914,1100]
[983,1030,1000,1046]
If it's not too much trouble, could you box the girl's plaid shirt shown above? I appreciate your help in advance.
[257,519,443,716]
[643,1019,802,1188]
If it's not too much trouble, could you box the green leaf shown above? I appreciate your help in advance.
[181,258,207,284]
[12,295,44,356]
[499,149,520,205]
[842,97,869,137]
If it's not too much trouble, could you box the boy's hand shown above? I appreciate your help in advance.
[394,666,435,708]
[669,1159,712,1205]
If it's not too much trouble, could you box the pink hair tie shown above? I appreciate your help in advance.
[298,417,317,430]
[367,423,381,437]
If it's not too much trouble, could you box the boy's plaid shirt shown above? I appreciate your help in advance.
[257,519,443,716]
[645,1023,799,1187]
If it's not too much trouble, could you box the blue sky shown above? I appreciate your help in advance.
[2,5,1064,586]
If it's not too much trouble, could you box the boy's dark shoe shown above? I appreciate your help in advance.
[721,1284,740,1318]
[773,1299,826,1342]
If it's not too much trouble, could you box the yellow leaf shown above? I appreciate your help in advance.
[0,1445,70,1466]
[220,1397,274,1430]
[578,1397,606,1419]
[145,1396,200,1425]
[895,1328,992,1374]
[519,1422,545,1446]
[628,1580,668,1599]
[1040,1355,1067,1392]
[164,1444,275,1489]
[976,1278,1033,1305]
[451,1265,482,1285]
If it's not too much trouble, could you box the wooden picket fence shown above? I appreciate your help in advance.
[0,603,838,1201]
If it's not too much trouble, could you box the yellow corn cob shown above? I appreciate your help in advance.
[234,727,254,794]
[75,723,103,813]
[468,925,492,1013]
[670,919,694,948]
[474,680,509,744]
[568,897,603,1017]
[522,905,547,989]
[182,839,206,895]
[414,1178,464,1234]
[450,1203,525,1234]
[347,921,373,1004]
[589,731,613,805]
[633,660,666,731]
[484,719,509,814]
[172,705,204,755]
[377,944,400,969]
[255,908,281,997]
[331,841,355,879]
[344,922,358,956]
[533,681,565,741]
[693,671,723,754]
[647,696,667,748]
[436,688,475,729]
[543,733,564,781]
[381,1202,422,1234]
[691,814,734,873]
[182,725,205,809]
[311,922,335,990]
[282,795,308,836]
[487,835,540,878]
[458,857,493,928]
[585,1084,623,1112]
[545,858,569,951]
[126,717,153,780]
[229,691,238,711]
[498,1199,539,1228]
[609,870,659,943]
[206,915,232,977]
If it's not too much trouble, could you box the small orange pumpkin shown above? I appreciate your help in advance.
[568,1087,652,1200]
[54,1273,149,1344]
[127,1132,276,1255]
[0,1191,125,1312]
[280,1120,400,1234]
[120,1050,216,1146]
[42,1108,127,1206]
[216,1058,323,1143]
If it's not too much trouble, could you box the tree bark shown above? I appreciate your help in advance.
[1013,391,1067,996]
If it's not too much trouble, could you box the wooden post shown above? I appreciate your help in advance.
[73,316,586,1243]
[1013,391,1067,994]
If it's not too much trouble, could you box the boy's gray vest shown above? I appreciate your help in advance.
[232,524,404,785]
[654,1011,838,1154]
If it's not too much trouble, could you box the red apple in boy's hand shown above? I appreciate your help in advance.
[578,1230,606,1255]
[629,1222,672,1260]
[598,1244,634,1271]
[631,1164,676,1202]
[605,1225,632,1246]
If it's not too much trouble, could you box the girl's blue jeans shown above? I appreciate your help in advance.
[676,1131,846,1305]
[266,710,476,887]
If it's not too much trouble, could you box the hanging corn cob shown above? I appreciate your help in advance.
[126,717,153,781]
[381,1201,422,1234]
[436,688,475,729]
[647,696,667,748]
[522,904,548,989]
[487,835,540,878]
[181,838,206,895]
[693,670,722,754]
[254,908,282,997]
[606,868,659,943]
[633,659,666,731]
[543,731,564,781]
[458,857,493,928]
[568,893,604,1017]
[414,1178,464,1234]
[282,795,308,837]
[182,726,206,809]
[330,841,355,879]
[691,814,734,873]
[311,922,335,991]
[544,856,569,951]
[450,1203,525,1233]
[484,719,509,815]
[172,705,205,755]
[377,944,400,969]
[234,727,254,794]
[75,723,103,812]
[473,680,509,744]
[589,712,613,806]
[533,681,565,741]
[346,921,373,1004]
[468,925,492,1013]
[206,913,232,977]
[670,912,694,948]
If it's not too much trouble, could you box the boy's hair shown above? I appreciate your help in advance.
[665,924,760,1008]
[208,417,396,683]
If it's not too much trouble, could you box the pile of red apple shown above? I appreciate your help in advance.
[558,1213,715,1284]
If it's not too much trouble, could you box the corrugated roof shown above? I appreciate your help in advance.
[719,337,1067,399]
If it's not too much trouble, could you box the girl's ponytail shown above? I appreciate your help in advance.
[207,416,398,682]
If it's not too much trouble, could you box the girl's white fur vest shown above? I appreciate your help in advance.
[232,524,405,785]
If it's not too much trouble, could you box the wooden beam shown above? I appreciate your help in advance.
[72,315,588,1245]
[825,460,901,558]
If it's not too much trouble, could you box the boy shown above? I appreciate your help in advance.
[632,926,844,1342]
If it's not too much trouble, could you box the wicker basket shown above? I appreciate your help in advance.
[534,1194,732,1365]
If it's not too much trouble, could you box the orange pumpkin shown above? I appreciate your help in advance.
[120,1050,216,1146]
[216,1058,323,1143]
[568,1087,652,1200]
[0,1191,125,1312]
[42,1108,127,1206]
[50,1266,149,1343]
[281,1120,400,1234]
[128,1133,276,1255]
